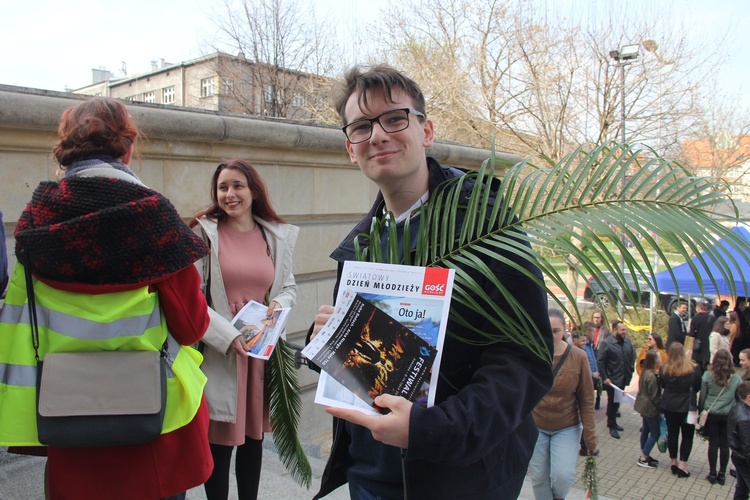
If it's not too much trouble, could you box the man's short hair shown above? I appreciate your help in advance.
[697,300,709,311]
[720,300,730,308]
[334,64,427,126]
[738,381,750,401]
[582,321,596,333]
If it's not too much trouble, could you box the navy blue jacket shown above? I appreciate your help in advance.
[311,158,553,499]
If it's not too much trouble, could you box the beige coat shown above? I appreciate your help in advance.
[195,216,298,423]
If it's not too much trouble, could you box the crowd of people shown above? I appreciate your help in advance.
[536,303,750,500]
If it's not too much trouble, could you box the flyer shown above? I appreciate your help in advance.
[303,261,454,414]
[230,300,290,359]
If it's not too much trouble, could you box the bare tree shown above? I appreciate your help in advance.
[679,85,750,199]
[207,0,342,121]
[372,0,732,306]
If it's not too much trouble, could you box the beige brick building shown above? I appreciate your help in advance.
[73,52,333,122]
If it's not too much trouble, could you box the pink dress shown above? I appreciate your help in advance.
[208,223,274,445]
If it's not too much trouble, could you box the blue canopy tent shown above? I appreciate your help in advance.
[653,226,750,299]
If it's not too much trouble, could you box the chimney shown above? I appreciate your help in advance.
[92,68,112,84]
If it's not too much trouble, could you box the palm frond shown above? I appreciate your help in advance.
[267,338,312,488]
[355,142,749,359]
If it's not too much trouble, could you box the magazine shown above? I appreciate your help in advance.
[230,300,291,360]
[302,261,455,415]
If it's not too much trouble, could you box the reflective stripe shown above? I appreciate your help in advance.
[0,363,36,387]
[164,333,180,378]
[0,303,162,340]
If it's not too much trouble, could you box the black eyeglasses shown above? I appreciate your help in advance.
[342,108,425,144]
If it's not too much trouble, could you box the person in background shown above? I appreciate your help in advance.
[688,300,716,371]
[634,350,663,469]
[591,309,610,348]
[597,320,635,439]
[579,322,601,455]
[529,310,597,500]
[709,317,732,364]
[732,300,749,366]
[699,349,742,486]
[0,97,213,499]
[667,302,688,349]
[728,381,750,500]
[190,159,298,500]
[740,349,750,382]
[582,322,603,411]
[659,342,702,478]
[714,300,730,318]
[636,332,668,376]
[0,209,7,297]
[727,311,740,355]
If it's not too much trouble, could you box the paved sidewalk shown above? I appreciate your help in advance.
[565,392,738,500]
[0,390,739,499]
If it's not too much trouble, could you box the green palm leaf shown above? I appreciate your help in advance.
[267,338,312,488]
[356,142,749,360]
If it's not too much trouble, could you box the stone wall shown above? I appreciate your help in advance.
[0,85,521,441]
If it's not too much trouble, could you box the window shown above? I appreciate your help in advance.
[291,94,304,107]
[163,86,175,104]
[264,85,274,104]
[201,77,215,97]
[222,78,234,94]
[143,91,155,104]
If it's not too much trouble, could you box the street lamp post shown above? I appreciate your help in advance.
[609,44,640,318]
[642,38,674,330]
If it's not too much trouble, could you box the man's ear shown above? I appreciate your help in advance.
[345,140,358,165]
[422,118,435,148]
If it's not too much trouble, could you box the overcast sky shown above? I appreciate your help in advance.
[1,0,747,105]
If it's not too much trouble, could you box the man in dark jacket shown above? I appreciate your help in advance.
[688,300,715,370]
[713,300,730,318]
[597,320,636,439]
[728,381,750,500]
[307,65,554,499]
[667,302,688,349]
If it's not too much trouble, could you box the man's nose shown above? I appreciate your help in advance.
[369,120,389,142]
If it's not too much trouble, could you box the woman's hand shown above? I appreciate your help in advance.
[266,300,280,317]
[228,335,249,356]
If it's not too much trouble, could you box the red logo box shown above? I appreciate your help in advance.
[422,267,450,296]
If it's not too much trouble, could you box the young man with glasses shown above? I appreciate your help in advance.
[307,65,553,499]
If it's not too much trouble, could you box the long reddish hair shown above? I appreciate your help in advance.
[53,97,141,167]
[189,158,284,227]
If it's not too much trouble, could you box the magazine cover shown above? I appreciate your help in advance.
[307,293,437,413]
[230,300,291,359]
[303,261,454,415]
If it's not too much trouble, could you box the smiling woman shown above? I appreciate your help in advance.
[189,158,306,498]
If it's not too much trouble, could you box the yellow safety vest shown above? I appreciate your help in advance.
[0,264,206,446]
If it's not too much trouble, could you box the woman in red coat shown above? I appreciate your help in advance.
[13,97,213,499]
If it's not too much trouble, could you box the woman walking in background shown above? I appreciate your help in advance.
[709,317,731,364]
[529,309,597,500]
[634,350,662,469]
[699,349,742,485]
[659,342,702,478]
[636,332,668,376]
[191,159,298,500]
